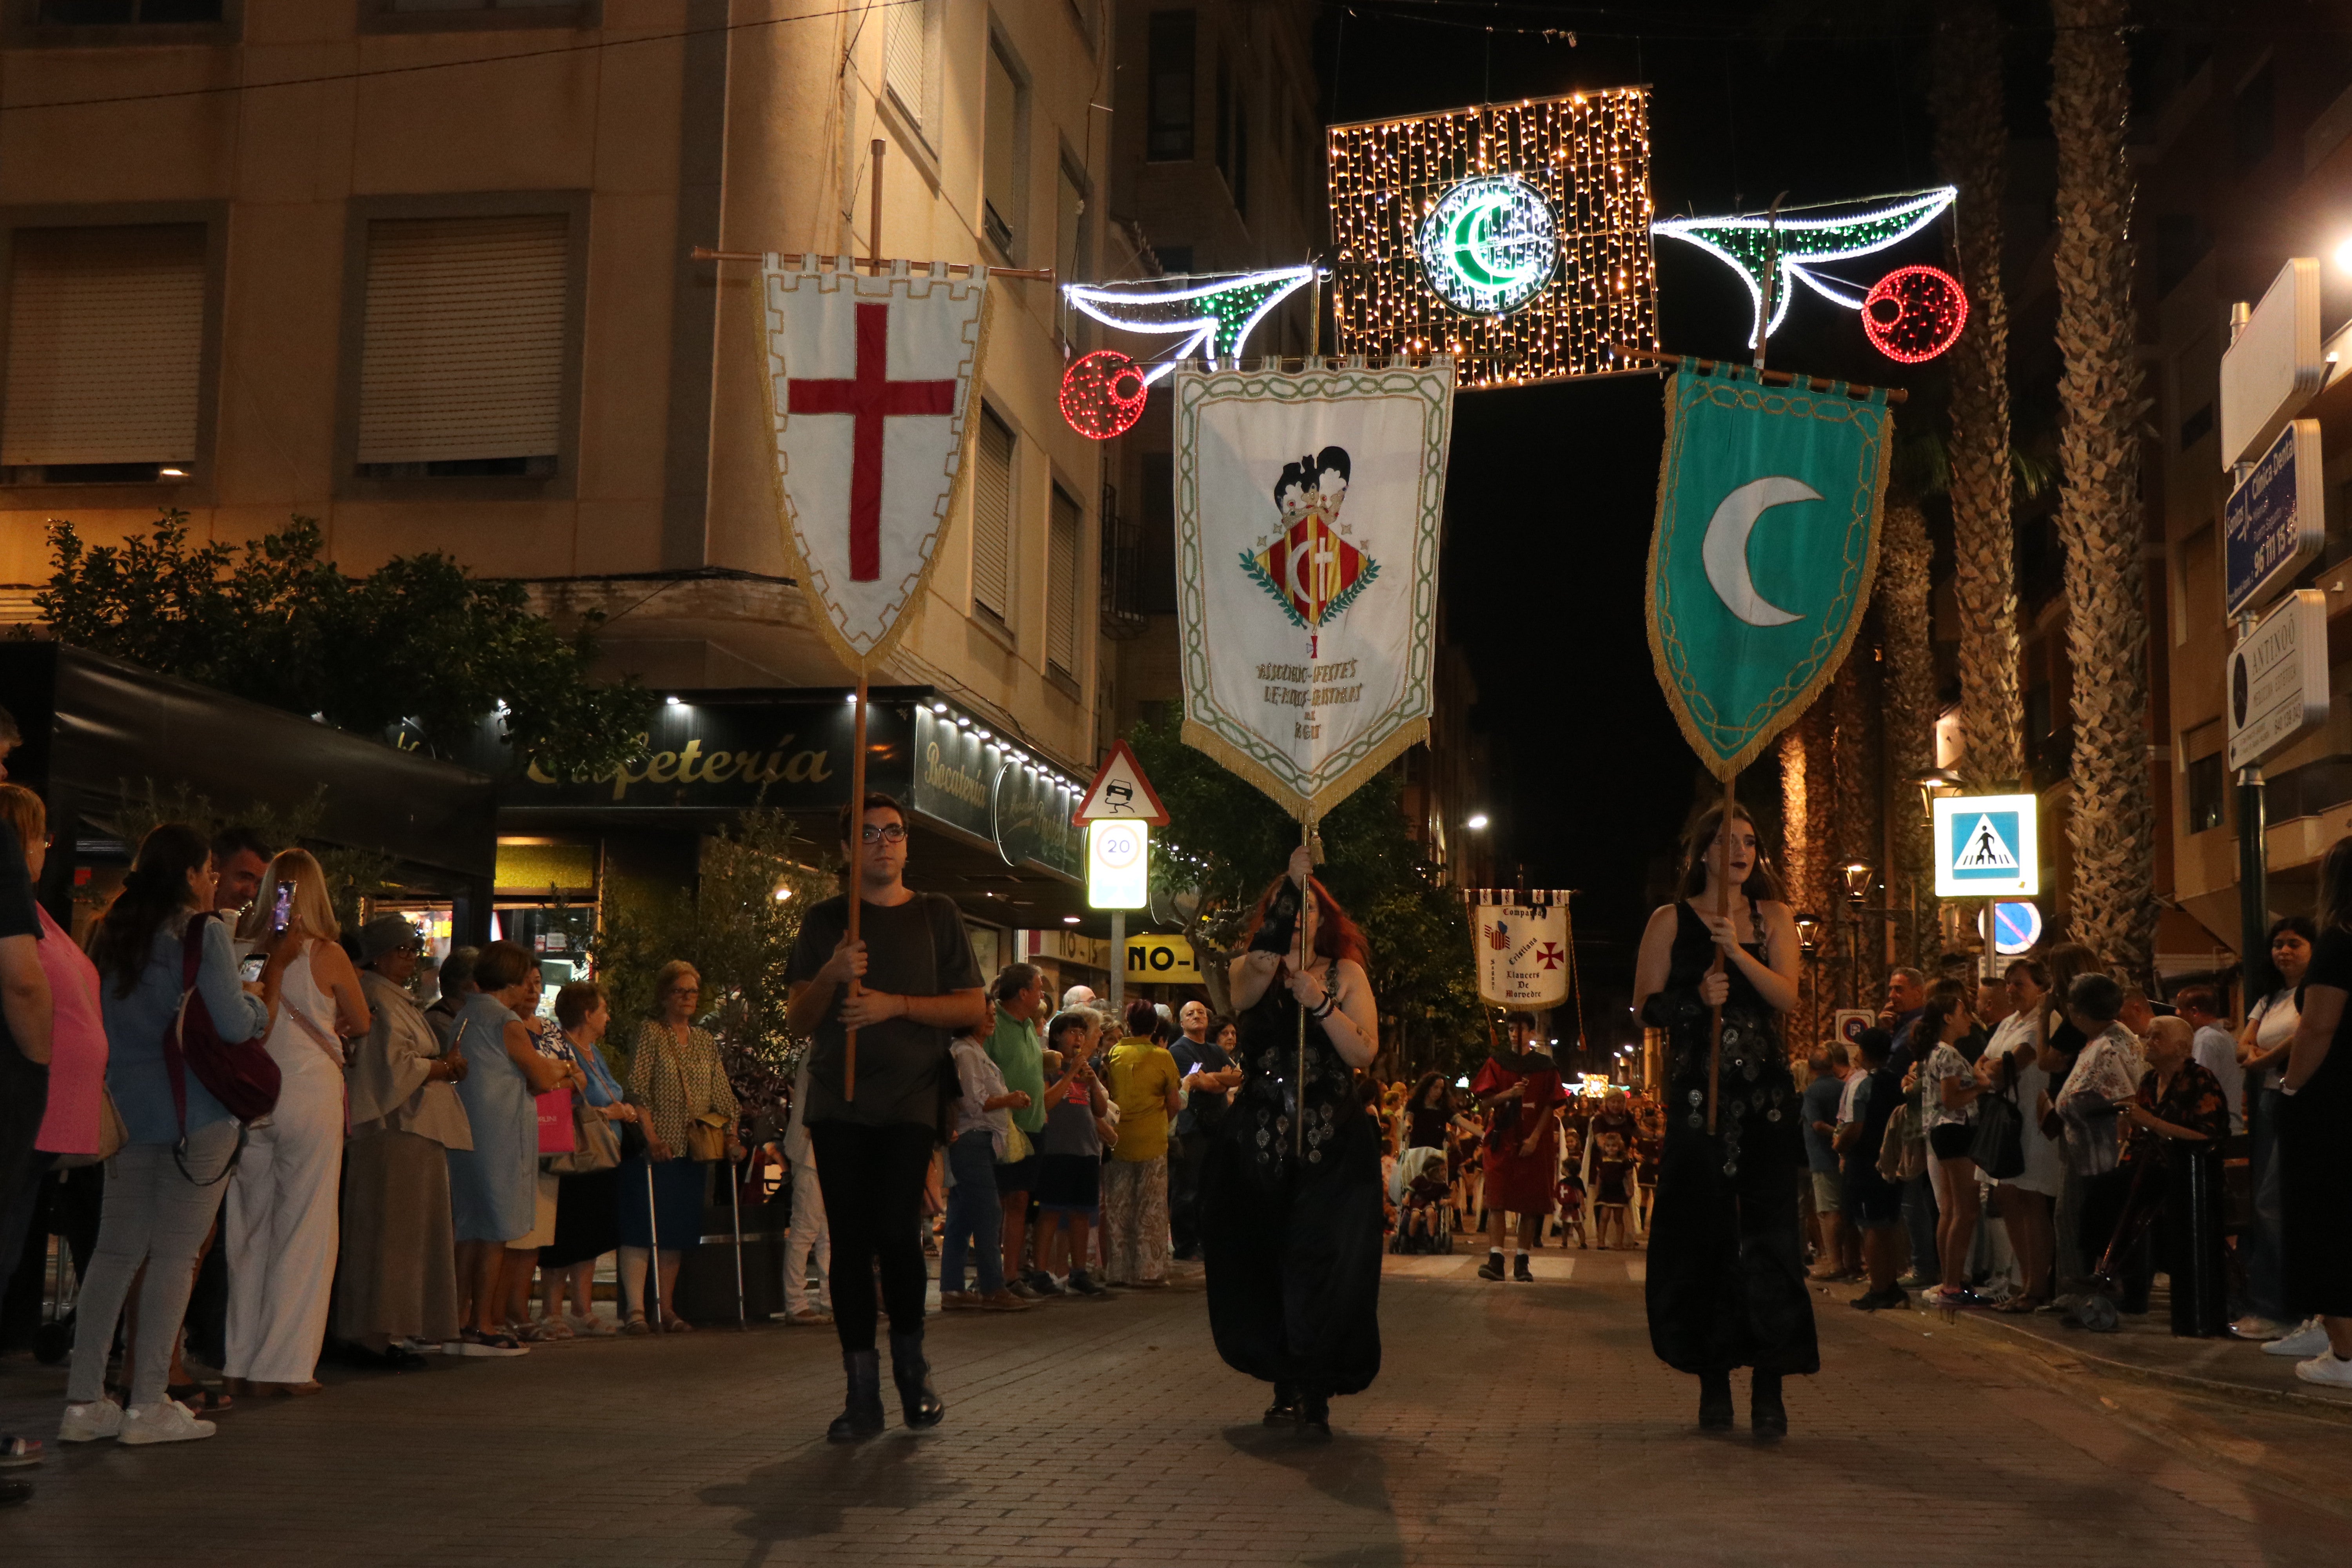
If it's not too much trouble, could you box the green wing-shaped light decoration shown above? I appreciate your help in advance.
[1651,187,1955,348]
[1062,267,1314,386]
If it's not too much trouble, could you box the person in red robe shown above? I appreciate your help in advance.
[1471,1012,1565,1281]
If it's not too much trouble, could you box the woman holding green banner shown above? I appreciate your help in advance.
[1633,804,1816,1439]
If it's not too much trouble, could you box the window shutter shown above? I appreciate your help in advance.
[1048,484,1081,677]
[2,224,205,468]
[357,213,568,466]
[972,406,1014,623]
[885,0,941,139]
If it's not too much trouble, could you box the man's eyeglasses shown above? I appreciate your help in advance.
[859,823,908,844]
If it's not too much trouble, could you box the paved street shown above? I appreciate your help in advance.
[4,1252,2348,1567]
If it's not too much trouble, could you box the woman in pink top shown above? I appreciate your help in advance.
[0,786,110,1158]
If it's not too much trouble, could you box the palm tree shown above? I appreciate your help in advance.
[1880,501,1938,966]
[1933,0,2024,791]
[1831,641,1887,1006]
[2048,0,2156,976]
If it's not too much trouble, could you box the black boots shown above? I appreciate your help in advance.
[827,1350,885,1443]
[1512,1254,1535,1283]
[1263,1382,1300,1426]
[1296,1388,1332,1437]
[889,1331,946,1429]
[1750,1371,1787,1441]
[1697,1370,1734,1430]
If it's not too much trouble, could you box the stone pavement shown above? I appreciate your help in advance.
[3,1249,2348,1567]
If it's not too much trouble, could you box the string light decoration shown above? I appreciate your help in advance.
[1860,265,1967,363]
[1059,349,1150,439]
[1062,267,1316,390]
[1650,187,1956,347]
[1327,89,1657,390]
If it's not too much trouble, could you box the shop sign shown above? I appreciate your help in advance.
[910,709,1080,876]
[2224,419,2323,618]
[2227,588,2330,769]
[499,696,891,810]
[1122,933,1200,984]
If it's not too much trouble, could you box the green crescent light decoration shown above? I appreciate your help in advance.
[1415,174,1559,317]
[1650,187,1956,347]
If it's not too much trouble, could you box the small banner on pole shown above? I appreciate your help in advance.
[760,255,992,670]
[1646,361,1893,780]
[1173,359,1455,820]
[1465,889,1575,1009]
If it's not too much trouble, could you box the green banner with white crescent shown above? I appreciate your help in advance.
[1646,362,1893,779]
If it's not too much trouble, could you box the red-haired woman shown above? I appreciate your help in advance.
[1632,804,1815,1440]
[1201,844,1382,1437]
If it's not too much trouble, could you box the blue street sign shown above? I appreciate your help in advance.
[1991,901,2043,956]
[2225,419,2323,619]
[1932,793,2038,898]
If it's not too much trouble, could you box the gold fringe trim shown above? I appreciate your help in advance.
[758,266,997,677]
[1181,714,1432,823]
[1644,368,1893,783]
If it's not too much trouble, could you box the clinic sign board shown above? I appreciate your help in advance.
[1932,793,2038,899]
[2225,420,2324,618]
[2228,589,2330,770]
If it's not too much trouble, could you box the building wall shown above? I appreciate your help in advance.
[0,0,1112,775]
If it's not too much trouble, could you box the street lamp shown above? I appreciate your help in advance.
[1842,861,1873,1009]
[1465,812,1490,830]
[1795,914,1822,1045]
[1914,766,1962,825]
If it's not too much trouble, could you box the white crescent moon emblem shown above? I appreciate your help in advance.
[1702,475,1820,627]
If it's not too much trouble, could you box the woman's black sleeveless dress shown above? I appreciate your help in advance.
[1201,982,1382,1397]
[1643,901,1819,1377]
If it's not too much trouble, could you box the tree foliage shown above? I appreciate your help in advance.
[34,512,651,776]
[1125,713,1486,1076]
[589,810,835,1123]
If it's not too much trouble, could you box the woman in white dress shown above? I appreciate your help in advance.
[223,851,371,1397]
[1984,957,2063,1312]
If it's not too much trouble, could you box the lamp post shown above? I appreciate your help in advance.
[1795,914,1822,1048]
[1841,860,1874,1008]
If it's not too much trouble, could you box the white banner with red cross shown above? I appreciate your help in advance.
[760,256,993,669]
[1173,359,1454,818]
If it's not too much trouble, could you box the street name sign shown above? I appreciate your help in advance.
[2224,419,2324,618]
[1932,793,2038,899]
[2227,588,2330,770]
[2220,257,2325,471]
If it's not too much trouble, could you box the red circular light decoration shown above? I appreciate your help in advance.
[1861,265,1968,363]
[1059,350,1149,439]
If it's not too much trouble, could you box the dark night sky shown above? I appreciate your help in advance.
[1318,1,1952,1050]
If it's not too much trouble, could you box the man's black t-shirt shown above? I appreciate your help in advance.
[786,890,981,1130]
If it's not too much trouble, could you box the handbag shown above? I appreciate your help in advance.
[52,1088,128,1171]
[997,1121,1033,1165]
[671,1044,731,1162]
[548,1098,621,1174]
[1970,1078,2027,1180]
[164,913,281,1124]
[536,1085,576,1154]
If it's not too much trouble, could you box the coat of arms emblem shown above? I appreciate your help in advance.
[1240,446,1380,636]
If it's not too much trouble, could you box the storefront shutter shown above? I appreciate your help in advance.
[1047,483,1080,676]
[972,405,1014,623]
[357,213,568,466]
[2,224,205,467]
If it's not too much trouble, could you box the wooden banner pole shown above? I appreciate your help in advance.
[1297,813,1314,1160]
[869,139,886,276]
[1610,345,1911,405]
[1707,774,1733,1137]
[844,668,869,1100]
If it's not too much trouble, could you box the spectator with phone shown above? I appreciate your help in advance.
[224,851,372,1397]
[940,1020,1032,1311]
[339,914,470,1368]
[1030,1009,1110,1295]
[63,825,267,1447]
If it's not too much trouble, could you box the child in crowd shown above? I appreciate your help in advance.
[1555,1128,1588,1248]
[1592,1131,1634,1250]
[1030,1009,1112,1296]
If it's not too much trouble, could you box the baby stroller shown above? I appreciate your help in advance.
[1388,1145,1454,1254]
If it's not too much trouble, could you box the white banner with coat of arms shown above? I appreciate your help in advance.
[1465,889,1575,1009]
[1173,360,1454,818]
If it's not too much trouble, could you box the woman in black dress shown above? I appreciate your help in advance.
[1632,803,1814,1438]
[2277,835,2352,1385]
[1202,843,1383,1436]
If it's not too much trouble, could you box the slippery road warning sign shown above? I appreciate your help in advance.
[1932,794,2038,899]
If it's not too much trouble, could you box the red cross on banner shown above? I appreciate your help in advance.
[786,301,957,581]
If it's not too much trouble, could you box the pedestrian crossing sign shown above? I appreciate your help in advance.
[1931,793,2038,898]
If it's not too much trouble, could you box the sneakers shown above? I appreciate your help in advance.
[939,1290,978,1311]
[1066,1269,1109,1297]
[2294,1352,2352,1388]
[1477,1252,1505,1281]
[1026,1271,1067,1298]
[1512,1256,1535,1283]
[977,1289,1031,1312]
[58,1401,123,1444]
[1005,1278,1042,1301]
[119,1401,215,1446]
[2265,1319,2330,1358]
